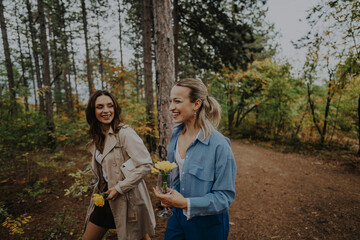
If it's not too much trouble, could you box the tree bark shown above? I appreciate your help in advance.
[15,4,29,112]
[116,0,124,67]
[60,1,73,116]
[173,0,179,81]
[358,95,360,156]
[95,14,104,90]
[81,0,94,95]
[69,26,79,110]
[26,0,45,112]
[153,0,175,160]
[141,0,156,153]
[25,25,38,110]
[38,0,56,150]
[0,0,17,116]
[49,0,62,110]
[116,0,125,98]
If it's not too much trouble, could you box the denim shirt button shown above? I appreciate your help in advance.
[182,188,184,191]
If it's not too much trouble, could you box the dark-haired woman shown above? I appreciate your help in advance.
[154,78,236,240]
[83,90,155,240]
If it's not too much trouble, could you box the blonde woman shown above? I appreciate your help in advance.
[154,78,236,239]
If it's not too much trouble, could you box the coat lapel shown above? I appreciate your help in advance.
[102,127,117,159]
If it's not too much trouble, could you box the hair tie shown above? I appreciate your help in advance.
[206,96,209,101]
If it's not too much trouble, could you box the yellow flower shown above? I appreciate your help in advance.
[153,161,178,173]
[151,167,160,174]
[93,193,105,207]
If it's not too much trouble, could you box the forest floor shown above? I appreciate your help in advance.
[0,140,359,240]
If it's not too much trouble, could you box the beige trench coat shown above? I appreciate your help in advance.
[85,125,156,240]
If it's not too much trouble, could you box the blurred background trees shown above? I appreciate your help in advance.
[0,0,359,164]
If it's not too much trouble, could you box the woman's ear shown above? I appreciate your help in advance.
[194,99,202,111]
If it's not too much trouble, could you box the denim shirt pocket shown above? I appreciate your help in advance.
[188,165,214,195]
[188,165,214,181]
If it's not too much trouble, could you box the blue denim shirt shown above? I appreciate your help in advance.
[168,123,236,219]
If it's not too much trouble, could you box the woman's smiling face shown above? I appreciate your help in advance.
[169,86,196,124]
[95,95,115,125]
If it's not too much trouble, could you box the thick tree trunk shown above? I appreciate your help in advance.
[26,0,45,112]
[173,0,179,81]
[141,0,156,153]
[0,0,17,116]
[153,0,175,160]
[38,0,56,150]
[81,0,94,95]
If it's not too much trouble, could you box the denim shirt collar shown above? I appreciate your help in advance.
[172,123,210,146]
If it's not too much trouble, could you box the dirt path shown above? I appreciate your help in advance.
[228,141,360,240]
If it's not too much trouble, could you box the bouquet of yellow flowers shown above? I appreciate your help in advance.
[151,161,178,174]
[93,193,109,207]
[152,161,177,194]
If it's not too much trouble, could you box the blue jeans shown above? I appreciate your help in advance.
[165,208,229,240]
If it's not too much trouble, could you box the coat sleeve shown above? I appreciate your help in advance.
[114,127,153,194]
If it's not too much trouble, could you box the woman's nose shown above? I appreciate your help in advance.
[169,101,174,110]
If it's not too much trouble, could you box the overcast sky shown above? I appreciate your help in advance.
[266,0,317,74]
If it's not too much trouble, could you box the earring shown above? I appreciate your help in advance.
[193,111,197,117]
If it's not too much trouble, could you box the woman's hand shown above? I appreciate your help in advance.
[105,187,119,201]
[153,187,187,209]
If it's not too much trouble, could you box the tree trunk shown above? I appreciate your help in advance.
[81,0,94,96]
[306,82,323,140]
[153,0,175,160]
[50,25,62,110]
[173,0,179,81]
[25,25,38,110]
[26,0,45,112]
[15,4,29,112]
[116,0,124,67]
[358,95,360,156]
[96,15,104,90]
[0,0,17,116]
[49,0,62,111]
[116,0,125,98]
[69,27,79,110]
[38,0,56,150]
[58,0,73,115]
[141,0,156,153]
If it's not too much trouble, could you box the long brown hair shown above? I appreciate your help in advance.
[86,90,123,152]
[174,78,221,139]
